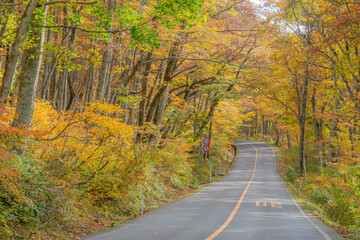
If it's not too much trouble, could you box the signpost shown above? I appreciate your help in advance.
[202,137,212,182]
[203,145,210,152]
[203,137,210,145]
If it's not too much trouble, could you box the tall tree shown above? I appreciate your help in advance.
[96,0,115,101]
[12,3,47,126]
[0,0,39,104]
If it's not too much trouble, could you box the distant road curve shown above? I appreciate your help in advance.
[81,140,344,240]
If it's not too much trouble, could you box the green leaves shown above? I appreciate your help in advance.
[130,26,160,49]
[155,0,206,28]
[84,4,107,21]
[117,5,143,29]
[68,12,82,25]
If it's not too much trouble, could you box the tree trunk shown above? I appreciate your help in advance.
[0,0,39,104]
[12,4,47,126]
[311,89,323,174]
[349,126,355,158]
[146,42,180,124]
[96,0,115,101]
[85,63,95,103]
[136,50,153,143]
[152,84,169,144]
[274,126,280,146]
[299,75,309,176]
[0,0,13,40]
[286,132,291,149]
[65,70,77,110]
[196,84,235,138]
[40,28,52,99]
[254,111,258,137]
[207,119,213,158]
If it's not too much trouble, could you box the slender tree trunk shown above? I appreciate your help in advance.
[274,126,280,145]
[311,89,323,174]
[145,60,163,114]
[0,0,39,104]
[40,28,52,99]
[255,111,258,136]
[127,79,138,125]
[299,76,309,176]
[136,51,153,143]
[85,63,95,103]
[105,50,117,103]
[207,119,213,158]
[49,16,61,104]
[152,84,169,144]
[0,0,12,40]
[65,70,77,110]
[286,132,291,149]
[96,0,115,101]
[349,126,355,158]
[0,0,14,67]
[327,119,337,163]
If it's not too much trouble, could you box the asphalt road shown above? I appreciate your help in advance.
[82,141,344,240]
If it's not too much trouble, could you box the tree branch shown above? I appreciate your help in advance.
[145,56,245,68]
[43,0,97,5]
[35,24,126,34]
[256,88,299,120]
[0,2,22,6]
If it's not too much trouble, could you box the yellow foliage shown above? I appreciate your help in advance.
[31,101,133,184]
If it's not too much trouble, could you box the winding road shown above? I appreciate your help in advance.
[82,141,344,240]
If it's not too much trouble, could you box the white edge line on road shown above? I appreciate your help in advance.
[268,144,332,240]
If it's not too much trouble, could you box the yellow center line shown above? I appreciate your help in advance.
[205,143,258,240]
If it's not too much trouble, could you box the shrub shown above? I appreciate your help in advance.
[286,166,300,182]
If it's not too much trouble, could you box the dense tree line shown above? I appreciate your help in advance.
[0,1,263,239]
[236,1,359,236]
[1,0,358,238]
[0,0,260,144]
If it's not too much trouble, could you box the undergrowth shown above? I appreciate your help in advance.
[275,146,360,240]
[0,101,235,239]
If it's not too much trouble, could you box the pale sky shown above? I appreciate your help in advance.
[250,0,264,4]
[250,0,266,5]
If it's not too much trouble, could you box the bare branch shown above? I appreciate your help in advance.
[145,56,246,68]
[0,2,22,6]
[0,1,97,7]
[35,24,126,34]
[43,0,97,5]
[217,29,262,32]
[255,88,299,120]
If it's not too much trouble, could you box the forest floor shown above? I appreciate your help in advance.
[274,146,359,240]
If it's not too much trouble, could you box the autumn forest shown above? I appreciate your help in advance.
[0,0,359,239]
